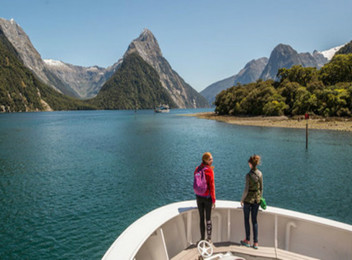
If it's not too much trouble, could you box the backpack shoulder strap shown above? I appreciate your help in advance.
[198,165,209,171]
[248,170,260,191]
[249,170,259,181]
[248,171,254,183]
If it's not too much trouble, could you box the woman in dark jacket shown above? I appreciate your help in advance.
[240,154,263,249]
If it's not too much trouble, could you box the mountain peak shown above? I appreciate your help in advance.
[138,28,155,41]
[0,17,49,80]
[275,43,292,48]
[272,43,297,54]
[243,57,268,69]
[260,44,301,80]
[0,18,19,32]
[125,28,162,58]
[122,29,208,108]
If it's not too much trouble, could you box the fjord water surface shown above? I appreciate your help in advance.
[1,109,351,259]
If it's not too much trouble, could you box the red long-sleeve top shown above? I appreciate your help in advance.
[194,163,216,204]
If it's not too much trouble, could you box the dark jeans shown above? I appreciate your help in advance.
[243,202,260,243]
[196,195,212,240]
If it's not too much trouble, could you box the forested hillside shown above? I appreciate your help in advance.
[0,28,95,112]
[90,52,176,110]
[215,54,352,117]
[335,40,352,56]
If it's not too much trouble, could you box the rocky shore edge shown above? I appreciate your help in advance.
[183,112,352,132]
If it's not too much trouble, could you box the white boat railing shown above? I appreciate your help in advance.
[102,200,352,260]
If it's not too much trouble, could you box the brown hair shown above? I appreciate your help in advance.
[248,154,261,168]
[202,152,214,169]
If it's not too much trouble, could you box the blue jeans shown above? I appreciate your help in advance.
[243,202,259,243]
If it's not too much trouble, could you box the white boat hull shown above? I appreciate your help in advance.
[155,109,169,113]
[102,200,352,260]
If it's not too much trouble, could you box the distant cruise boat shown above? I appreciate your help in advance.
[102,200,352,260]
[155,104,170,113]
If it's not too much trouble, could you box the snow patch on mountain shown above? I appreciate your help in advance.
[44,59,68,68]
[320,44,346,60]
[87,67,100,72]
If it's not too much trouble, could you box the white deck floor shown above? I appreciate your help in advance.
[171,242,320,260]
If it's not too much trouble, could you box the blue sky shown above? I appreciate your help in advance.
[1,0,352,92]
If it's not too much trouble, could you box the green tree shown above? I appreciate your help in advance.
[335,40,352,56]
[315,86,350,116]
[278,81,301,114]
[320,54,352,85]
[0,28,96,112]
[239,81,278,115]
[278,65,318,87]
[291,87,317,115]
[263,98,288,116]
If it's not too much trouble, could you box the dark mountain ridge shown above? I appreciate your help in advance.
[0,18,207,108]
[335,40,352,56]
[90,52,176,110]
[201,43,330,104]
[201,57,268,104]
[124,29,209,108]
[0,27,95,112]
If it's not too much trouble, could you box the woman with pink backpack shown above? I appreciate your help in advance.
[193,152,216,243]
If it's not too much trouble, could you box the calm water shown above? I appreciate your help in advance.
[1,109,352,259]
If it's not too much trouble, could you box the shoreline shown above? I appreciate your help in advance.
[183,112,352,132]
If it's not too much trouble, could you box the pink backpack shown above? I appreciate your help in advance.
[193,166,208,195]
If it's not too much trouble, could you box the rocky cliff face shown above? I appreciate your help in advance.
[200,75,236,106]
[0,18,120,99]
[0,18,47,82]
[0,27,95,112]
[234,57,268,84]
[312,50,329,68]
[90,52,177,109]
[260,44,328,80]
[260,44,300,80]
[201,43,332,104]
[44,59,121,99]
[201,57,268,104]
[124,29,208,108]
[0,18,80,97]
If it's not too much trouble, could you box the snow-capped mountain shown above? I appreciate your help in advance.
[0,17,79,97]
[259,44,328,80]
[0,17,121,99]
[201,42,349,104]
[44,59,121,99]
[43,59,68,68]
[318,44,346,60]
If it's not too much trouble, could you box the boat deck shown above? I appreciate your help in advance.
[171,242,320,260]
[103,201,352,260]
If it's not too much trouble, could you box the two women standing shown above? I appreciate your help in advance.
[194,153,263,249]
